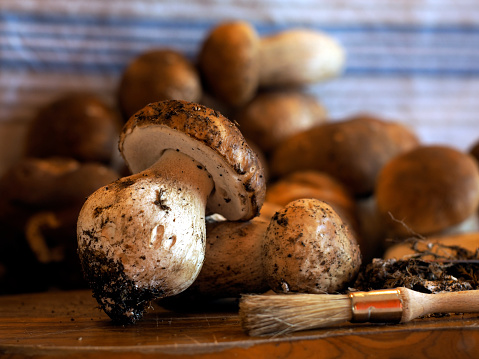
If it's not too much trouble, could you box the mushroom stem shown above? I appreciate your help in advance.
[77,149,214,323]
[258,29,345,88]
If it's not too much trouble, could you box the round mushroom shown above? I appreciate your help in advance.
[265,170,357,230]
[269,113,420,197]
[375,145,479,238]
[77,100,266,324]
[117,49,202,120]
[198,21,260,107]
[263,199,361,294]
[234,90,328,155]
[24,93,123,168]
[198,21,345,107]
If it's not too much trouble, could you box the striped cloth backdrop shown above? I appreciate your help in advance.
[1,0,479,175]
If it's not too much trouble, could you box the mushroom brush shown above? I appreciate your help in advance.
[239,287,479,337]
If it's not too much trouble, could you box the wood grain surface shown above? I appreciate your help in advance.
[1,289,479,358]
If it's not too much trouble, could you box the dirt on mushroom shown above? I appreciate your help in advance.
[77,100,266,324]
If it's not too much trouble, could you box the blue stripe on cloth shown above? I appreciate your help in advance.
[4,10,479,34]
[0,10,213,30]
[2,58,478,77]
[0,58,126,74]
[345,68,479,76]
[2,10,479,76]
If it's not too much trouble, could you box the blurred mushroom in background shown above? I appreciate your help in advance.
[117,49,202,120]
[0,157,120,294]
[24,92,125,173]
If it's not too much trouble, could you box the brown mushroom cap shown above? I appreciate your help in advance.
[469,139,479,164]
[24,93,123,165]
[375,145,479,238]
[0,157,120,246]
[117,49,202,120]
[269,114,420,197]
[120,100,266,221]
[235,90,328,154]
[198,21,260,107]
[0,157,119,215]
[265,170,358,230]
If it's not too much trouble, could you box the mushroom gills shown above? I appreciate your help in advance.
[121,125,256,220]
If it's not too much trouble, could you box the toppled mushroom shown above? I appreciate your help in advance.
[198,21,344,107]
[270,114,420,197]
[375,145,479,238]
[171,217,270,301]
[165,198,361,303]
[117,49,202,120]
[24,93,123,169]
[77,100,266,324]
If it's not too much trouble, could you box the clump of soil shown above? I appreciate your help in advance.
[355,239,479,293]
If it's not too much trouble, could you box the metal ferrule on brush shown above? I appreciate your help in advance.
[349,288,403,323]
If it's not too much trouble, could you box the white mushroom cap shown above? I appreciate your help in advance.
[120,100,266,220]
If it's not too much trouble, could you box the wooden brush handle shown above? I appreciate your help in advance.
[400,288,479,322]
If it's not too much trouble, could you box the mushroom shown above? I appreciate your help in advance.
[265,170,358,230]
[198,21,260,107]
[24,93,123,169]
[77,100,266,324]
[264,198,361,294]
[258,28,345,88]
[0,157,120,232]
[469,139,479,166]
[171,217,270,301]
[384,231,479,260]
[198,21,345,107]
[117,49,202,120]
[234,90,328,155]
[269,113,420,197]
[375,145,479,238]
[0,157,120,293]
[165,198,361,303]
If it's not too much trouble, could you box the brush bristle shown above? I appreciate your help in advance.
[239,293,352,336]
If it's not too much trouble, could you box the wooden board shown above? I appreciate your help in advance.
[1,289,479,358]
